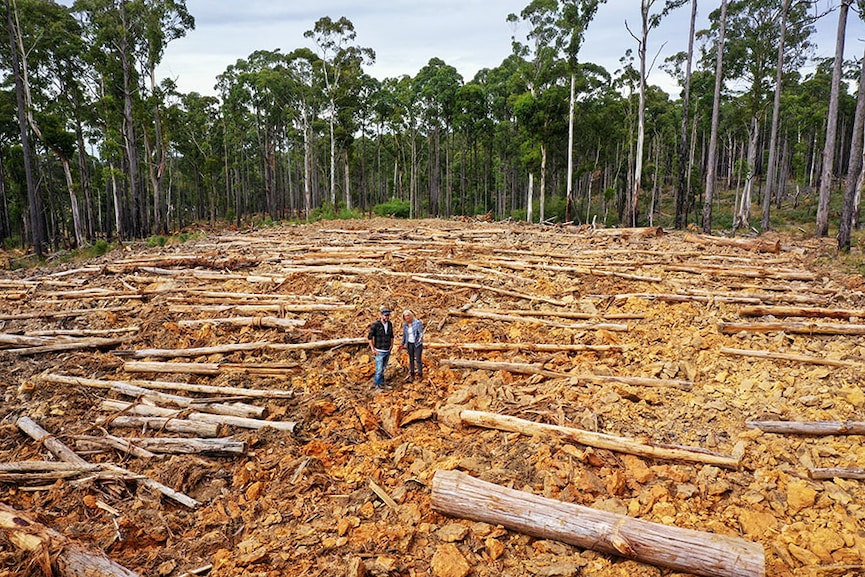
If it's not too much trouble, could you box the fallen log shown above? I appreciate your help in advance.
[16,416,199,508]
[441,359,691,389]
[122,360,300,376]
[0,306,127,321]
[100,400,296,433]
[0,461,101,483]
[745,421,865,435]
[177,316,306,330]
[9,336,133,355]
[268,337,367,351]
[719,321,865,336]
[461,410,739,469]
[45,375,266,418]
[683,232,781,253]
[40,373,295,399]
[0,502,140,577]
[809,467,865,480]
[467,308,645,320]
[665,264,815,281]
[737,304,865,319]
[98,415,220,437]
[425,341,624,353]
[720,347,863,369]
[588,226,665,238]
[449,309,629,331]
[411,275,564,305]
[75,436,246,456]
[117,341,269,358]
[431,470,763,577]
[72,434,157,459]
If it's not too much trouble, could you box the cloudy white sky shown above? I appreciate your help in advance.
[156,1,864,98]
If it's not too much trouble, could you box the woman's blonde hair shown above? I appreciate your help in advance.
[402,309,414,319]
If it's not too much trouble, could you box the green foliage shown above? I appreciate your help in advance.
[81,239,112,258]
[146,232,193,247]
[373,199,411,218]
[147,235,168,248]
[337,207,365,220]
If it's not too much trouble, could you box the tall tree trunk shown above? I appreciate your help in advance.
[148,66,168,235]
[734,117,760,232]
[566,73,576,223]
[5,0,46,255]
[815,0,851,237]
[675,0,697,230]
[526,172,534,223]
[761,0,790,233]
[118,2,141,238]
[838,42,865,251]
[343,148,351,211]
[632,0,651,227]
[702,0,728,234]
[539,144,547,223]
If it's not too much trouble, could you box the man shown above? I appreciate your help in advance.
[368,307,395,388]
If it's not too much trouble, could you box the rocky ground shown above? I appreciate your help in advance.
[0,218,864,577]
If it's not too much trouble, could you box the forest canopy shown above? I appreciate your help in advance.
[1,0,864,256]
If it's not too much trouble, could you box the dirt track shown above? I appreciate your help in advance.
[1,218,864,577]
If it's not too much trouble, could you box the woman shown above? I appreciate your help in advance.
[398,309,424,381]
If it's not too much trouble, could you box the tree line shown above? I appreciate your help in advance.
[2,0,864,257]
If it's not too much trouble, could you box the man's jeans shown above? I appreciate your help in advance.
[374,350,391,387]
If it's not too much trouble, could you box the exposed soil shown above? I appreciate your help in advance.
[1,218,864,577]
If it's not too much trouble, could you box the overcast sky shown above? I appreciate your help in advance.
[156,1,864,98]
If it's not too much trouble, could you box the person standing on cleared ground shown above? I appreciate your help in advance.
[398,309,424,381]
[368,307,395,388]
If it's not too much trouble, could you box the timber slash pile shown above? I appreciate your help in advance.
[0,218,864,577]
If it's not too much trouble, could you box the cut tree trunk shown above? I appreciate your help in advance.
[412,276,564,305]
[441,359,691,389]
[737,305,865,319]
[809,467,865,480]
[100,400,296,432]
[746,421,865,435]
[719,322,865,336]
[449,309,629,331]
[16,416,199,508]
[98,415,220,437]
[40,373,295,399]
[461,410,738,468]
[55,377,266,418]
[75,436,246,456]
[0,502,140,577]
[721,347,863,369]
[425,341,624,353]
[683,233,781,253]
[431,470,763,577]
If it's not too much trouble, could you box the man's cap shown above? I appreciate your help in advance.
[381,307,391,314]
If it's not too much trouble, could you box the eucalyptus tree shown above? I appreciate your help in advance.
[139,0,193,234]
[675,0,697,229]
[559,0,605,224]
[702,0,728,234]
[73,0,192,238]
[816,0,852,237]
[414,58,463,217]
[169,90,220,228]
[720,0,813,232]
[453,81,490,215]
[3,0,46,254]
[284,48,324,219]
[838,3,865,251]
[508,0,565,223]
[304,16,374,210]
[219,50,297,220]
